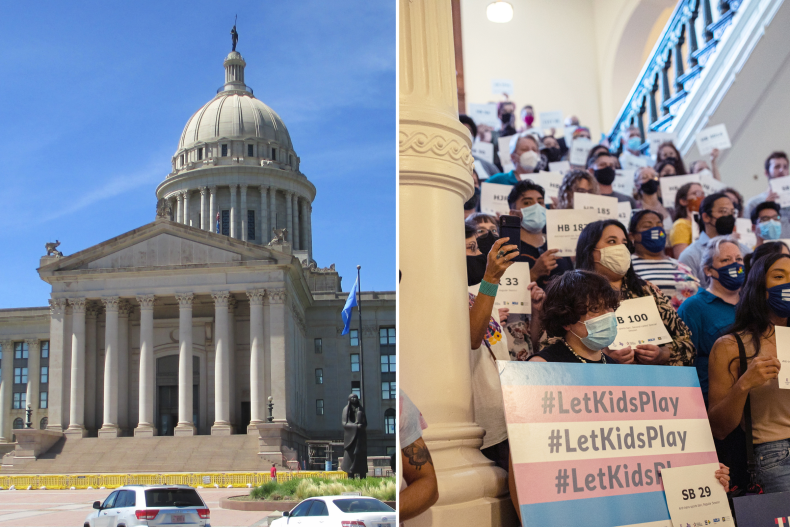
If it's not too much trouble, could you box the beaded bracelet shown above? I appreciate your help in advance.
[478,279,499,297]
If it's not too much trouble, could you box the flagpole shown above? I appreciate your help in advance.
[356,265,364,405]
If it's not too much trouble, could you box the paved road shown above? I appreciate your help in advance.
[0,488,277,527]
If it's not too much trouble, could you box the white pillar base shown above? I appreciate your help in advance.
[174,424,196,436]
[98,426,121,439]
[405,497,518,527]
[247,421,265,434]
[133,425,157,438]
[64,426,88,439]
[211,423,234,436]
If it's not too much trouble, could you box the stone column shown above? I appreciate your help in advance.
[0,340,12,441]
[211,292,231,435]
[269,188,277,237]
[176,193,183,224]
[25,339,41,428]
[174,293,195,436]
[85,304,99,432]
[267,289,287,422]
[46,298,68,431]
[306,202,313,263]
[240,184,248,241]
[99,297,120,437]
[292,194,300,249]
[259,186,268,244]
[200,187,208,230]
[183,191,191,227]
[229,184,238,239]
[209,185,217,233]
[135,295,156,437]
[118,302,130,432]
[285,192,293,244]
[228,297,237,426]
[66,298,88,437]
[399,1,510,524]
[247,289,266,431]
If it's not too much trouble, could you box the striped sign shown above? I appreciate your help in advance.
[499,361,717,527]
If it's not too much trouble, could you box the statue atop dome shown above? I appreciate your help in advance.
[231,17,239,52]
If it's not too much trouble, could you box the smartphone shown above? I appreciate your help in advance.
[499,215,522,255]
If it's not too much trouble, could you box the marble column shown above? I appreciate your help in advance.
[306,202,313,263]
[247,289,266,430]
[0,340,12,441]
[118,302,130,431]
[240,184,248,242]
[269,188,277,237]
[285,192,293,244]
[211,292,232,435]
[85,304,99,432]
[259,186,268,244]
[228,297,237,426]
[46,298,68,431]
[176,193,183,224]
[174,293,195,435]
[25,339,40,429]
[209,185,217,233]
[183,191,191,227]
[99,297,120,437]
[267,289,287,423]
[135,295,156,437]
[200,187,208,230]
[229,184,238,239]
[66,298,88,437]
[400,1,511,524]
[292,194,300,250]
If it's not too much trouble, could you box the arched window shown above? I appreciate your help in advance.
[12,418,23,429]
[39,417,48,430]
[384,409,395,435]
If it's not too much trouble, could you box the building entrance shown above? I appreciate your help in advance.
[156,355,200,436]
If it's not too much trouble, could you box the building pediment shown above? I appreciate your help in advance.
[39,219,291,276]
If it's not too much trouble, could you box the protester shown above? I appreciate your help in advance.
[556,170,598,210]
[678,192,751,287]
[744,152,790,226]
[656,141,688,175]
[707,251,790,493]
[497,101,517,137]
[576,219,696,365]
[588,151,638,207]
[629,209,699,309]
[619,125,649,170]
[655,158,678,177]
[541,135,563,164]
[572,126,592,141]
[520,104,545,137]
[466,212,499,239]
[633,166,672,231]
[751,202,782,247]
[487,134,545,185]
[743,240,790,278]
[399,389,438,521]
[669,182,705,258]
[690,148,722,181]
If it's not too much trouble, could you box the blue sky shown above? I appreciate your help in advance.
[0,1,395,308]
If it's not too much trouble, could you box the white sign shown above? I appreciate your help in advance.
[647,131,676,159]
[563,125,576,149]
[659,174,700,208]
[539,110,563,130]
[612,296,673,348]
[661,463,734,527]
[549,160,571,175]
[775,326,790,389]
[736,218,757,249]
[618,201,633,225]
[529,171,565,200]
[474,159,491,180]
[695,124,732,156]
[471,142,494,164]
[573,193,618,220]
[769,175,790,208]
[491,78,514,95]
[699,170,726,195]
[546,209,597,256]
[569,138,592,166]
[614,169,635,196]
[480,182,513,216]
[469,103,499,128]
[493,263,532,314]
[620,152,649,171]
[498,135,515,172]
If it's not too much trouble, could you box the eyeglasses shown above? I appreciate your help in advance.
[712,208,737,217]
[758,215,781,223]
[476,227,499,237]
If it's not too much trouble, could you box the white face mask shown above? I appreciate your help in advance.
[518,151,540,171]
[596,244,632,276]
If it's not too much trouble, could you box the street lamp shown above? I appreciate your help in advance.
[267,396,274,422]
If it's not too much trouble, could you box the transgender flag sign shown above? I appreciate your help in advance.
[499,361,718,527]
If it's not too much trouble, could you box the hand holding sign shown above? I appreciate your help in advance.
[661,463,734,527]
[574,193,618,220]
[612,296,672,348]
[695,124,732,156]
[768,175,790,207]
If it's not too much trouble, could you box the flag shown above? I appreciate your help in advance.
[341,274,359,335]
[216,212,220,234]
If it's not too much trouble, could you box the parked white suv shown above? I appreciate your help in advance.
[83,485,211,527]
[271,495,395,527]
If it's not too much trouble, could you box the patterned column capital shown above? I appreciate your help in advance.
[175,292,194,308]
[228,295,238,313]
[86,303,101,319]
[229,183,238,191]
[24,338,40,349]
[69,298,87,313]
[209,185,217,193]
[259,185,268,193]
[199,186,208,196]
[211,291,231,307]
[101,296,121,312]
[246,289,266,306]
[267,289,287,304]
[118,300,133,317]
[48,298,68,315]
[176,193,183,202]
[240,183,248,193]
[136,295,156,310]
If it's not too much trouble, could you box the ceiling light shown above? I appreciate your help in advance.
[486,1,513,23]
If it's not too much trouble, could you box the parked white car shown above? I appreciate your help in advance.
[83,485,210,527]
[271,495,395,527]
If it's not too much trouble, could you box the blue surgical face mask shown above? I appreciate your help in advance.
[638,226,667,253]
[571,312,618,352]
[710,262,744,291]
[627,137,642,152]
[767,282,790,318]
[759,219,782,241]
[521,203,546,233]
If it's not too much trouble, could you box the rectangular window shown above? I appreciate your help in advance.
[40,366,48,384]
[314,338,322,354]
[41,341,48,358]
[316,399,324,415]
[315,368,323,384]
[248,210,256,240]
[385,415,396,435]
[381,355,396,373]
[380,327,396,345]
[221,144,228,157]
[382,381,396,400]
[14,342,28,359]
[40,392,47,409]
[272,147,277,160]
[351,381,361,398]
[350,354,360,372]
[349,329,359,347]
[197,147,203,160]
[247,144,254,157]
[13,392,26,409]
[180,154,184,166]
[386,446,396,456]
[221,210,230,235]
[14,368,27,384]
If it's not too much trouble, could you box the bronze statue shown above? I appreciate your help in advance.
[341,394,368,478]
[231,18,238,52]
[45,240,63,257]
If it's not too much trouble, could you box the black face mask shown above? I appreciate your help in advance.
[710,214,736,235]
[663,156,678,165]
[640,179,659,195]
[594,166,616,186]
[476,231,498,256]
[467,253,488,286]
[464,187,480,211]
[543,147,562,163]
[500,112,513,125]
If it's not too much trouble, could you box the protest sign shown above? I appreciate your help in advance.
[618,202,633,225]
[469,103,499,128]
[695,124,732,156]
[491,78,514,95]
[498,135,515,172]
[699,170,726,195]
[540,111,563,130]
[569,138,592,166]
[733,491,790,527]
[472,141,494,164]
[499,362,718,527]
[574,193,618,220]
[494,262,531,314]
[530,172,565,200]
[612,296,672,348]
[474,160,491,180]
[736,218,756,249]
[647,132,677,159]
[660,174,700,208]
[564,126,576,150]
[769,176,790,208]
[547,209,597,256]
[774,326,790,389]
[614,169,635,197]
[480,182,513,216]
[549,161,571,175]
[661,463,733,527]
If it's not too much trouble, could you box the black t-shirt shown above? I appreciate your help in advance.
[531,340,619,364]
[519,241,574,288]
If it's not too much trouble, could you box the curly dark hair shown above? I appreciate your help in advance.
[541,270,621,338]
[575,219,645,294]
[557,170,598,209]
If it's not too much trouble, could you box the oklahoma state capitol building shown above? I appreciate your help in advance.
[0,45,396,466]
